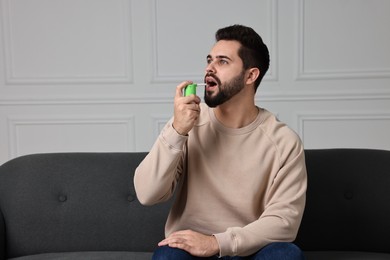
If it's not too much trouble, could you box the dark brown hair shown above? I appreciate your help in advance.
[215,24,270,92]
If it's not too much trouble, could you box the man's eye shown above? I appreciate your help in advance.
[219,60,228,65]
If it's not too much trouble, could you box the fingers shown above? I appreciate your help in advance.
[175,81,201,103]
[158,230,191,247]
[175,81,192,98]
[173,81,201,135]
[186,103,201,113]
[157,230,220,257]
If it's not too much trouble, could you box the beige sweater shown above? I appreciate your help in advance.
[134,103,307,256]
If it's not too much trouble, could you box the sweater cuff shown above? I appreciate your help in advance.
[213,231,236,257]
[160,122,188,151]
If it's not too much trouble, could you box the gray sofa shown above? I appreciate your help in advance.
[0,149,389,259]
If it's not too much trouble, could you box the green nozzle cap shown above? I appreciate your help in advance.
[184,84,197,96]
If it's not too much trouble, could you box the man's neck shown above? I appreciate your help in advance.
[213,98,259,129]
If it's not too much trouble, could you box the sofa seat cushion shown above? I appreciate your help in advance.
[305,251,390,260]
[9,251,390,260]
[8,251,153,260]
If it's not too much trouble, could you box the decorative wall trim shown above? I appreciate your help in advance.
[295,111,390,142]
[267,0,278,82]
[296,0,390,80]
[2,88,390,106]
[1,0,134,85]
[151,115,170,139]
[7,115,136,157]
[150,0,278,83]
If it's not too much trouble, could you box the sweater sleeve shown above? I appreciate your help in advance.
[213,141,307,256]
[134,119,188,205]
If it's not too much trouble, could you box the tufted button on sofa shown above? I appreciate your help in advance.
[1,149,390,259]
[295,149,390,260]
[0,153,169,260]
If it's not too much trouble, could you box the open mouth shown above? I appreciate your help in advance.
[205,76,218,90]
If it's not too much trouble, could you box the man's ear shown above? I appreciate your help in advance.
[245,68,260,85]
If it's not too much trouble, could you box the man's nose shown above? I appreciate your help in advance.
[205,62,216,74]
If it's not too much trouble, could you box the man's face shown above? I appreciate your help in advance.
[204,40,246,108]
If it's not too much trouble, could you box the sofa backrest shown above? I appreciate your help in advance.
[295,149,390,253]
[0,152,171,258]
[2,149,390,258]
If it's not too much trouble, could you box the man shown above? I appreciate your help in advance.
[134,24,307,259]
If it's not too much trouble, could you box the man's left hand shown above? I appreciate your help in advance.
[158,229,219,257]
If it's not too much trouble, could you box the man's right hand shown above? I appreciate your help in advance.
[172,81,201,136]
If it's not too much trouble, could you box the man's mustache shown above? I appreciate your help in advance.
[204,73,222,86]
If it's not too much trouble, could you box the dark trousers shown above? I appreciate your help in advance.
[152,242,305,260]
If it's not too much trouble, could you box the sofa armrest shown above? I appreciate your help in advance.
[0,210,5,260]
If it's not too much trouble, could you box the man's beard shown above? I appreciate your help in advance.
[204,70,246,108]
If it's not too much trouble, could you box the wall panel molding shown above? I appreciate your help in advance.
[151,114,170,140]
[7,115,136,157]
[150,0,278,83]
[1,0,390,163]
[295,110,390,149]
[1,0,134,85]
[296,0,390,80]
[2,89,390,106]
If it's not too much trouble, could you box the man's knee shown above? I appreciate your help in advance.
[254,242,305,260]
[152,246,195,260]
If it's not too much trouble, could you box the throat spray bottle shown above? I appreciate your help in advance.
[184,83,206,96]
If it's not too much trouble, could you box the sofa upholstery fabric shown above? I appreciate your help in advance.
[295,149,390,256]
[8,251,152,260]
[0,153,167,259]
[1,149,390,259]
[304,251,390,260]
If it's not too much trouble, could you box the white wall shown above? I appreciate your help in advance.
[1,0,390,164]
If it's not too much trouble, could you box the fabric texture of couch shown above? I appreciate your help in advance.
[0,149,389,259]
